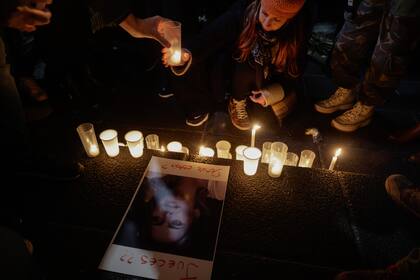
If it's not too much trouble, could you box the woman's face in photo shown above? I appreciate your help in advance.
[150,177,200,244]
[258,2,298,32]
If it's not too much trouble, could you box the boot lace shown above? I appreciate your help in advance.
[233,99,248,120]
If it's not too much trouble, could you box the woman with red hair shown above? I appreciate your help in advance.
[163,0,310,129]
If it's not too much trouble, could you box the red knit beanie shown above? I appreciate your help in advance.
[261,0,305,17]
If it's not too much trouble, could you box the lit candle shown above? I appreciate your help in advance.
[89,144,99,157]
[160,145,166,152]
[124,130,144,158]
[76,123,100,157]
[243,147,262,176]
[167,141,183,152]
[269,159,283,177]
[250,124,261,147]
[99,129,119,157]
[199,146,215,157]
[298,150,316,168]
[268,142,287,178]
[329,148,342,170]
[170,49,181,65]
[235,145,247,161]
[216,140,231,159]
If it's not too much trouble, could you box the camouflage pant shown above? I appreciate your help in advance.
[331,0,420,106]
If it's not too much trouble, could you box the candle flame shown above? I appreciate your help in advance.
[253,124,261,131]
[161,145,165,152]
[335,148,342,157]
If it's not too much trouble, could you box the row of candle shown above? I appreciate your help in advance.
[77,123,342,177]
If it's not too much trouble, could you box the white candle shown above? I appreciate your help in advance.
[268,142,287,177]
[268,158,283,177]
[329,148,342,170]
[77,123,100,157]
[99,129,119,157]
[243,147,262,176]
[125,130,143,158]
[167,141,182,152]
[250,124,261,147]
[298,150,316,168]
[199,146,215,157]
[216,140,231,159]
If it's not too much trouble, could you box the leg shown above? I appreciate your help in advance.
[231,61,257,101]
[361,1,420,106]
[315,0,386,115]
[331,0,387,89]
[228,61,257,130]
[172,62,212,126]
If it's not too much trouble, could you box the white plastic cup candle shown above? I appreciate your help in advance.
[76,123,100,157]
[167,141,183,152]
[216,140,231,159]
[235,145,247,161]
[261,142,272,163]
[243,147,262,176]
[124,130,143,158]
[250,124,261,147]
[268,142,288,178]
[199,146,215,157]
[99,129,119,157]
[162,21,182,66]
[284,152,299,166]
[329,148,342,170]
[298,150,316,168]
[145,134,160,150]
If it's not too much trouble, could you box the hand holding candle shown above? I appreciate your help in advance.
[329,148,342,170]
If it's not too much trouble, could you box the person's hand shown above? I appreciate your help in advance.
[7,0,53,32]
[120,14,176,47]
[250,90,267,106]
[161,48,191,67]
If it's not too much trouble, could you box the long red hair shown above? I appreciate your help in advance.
[236,0,306,78]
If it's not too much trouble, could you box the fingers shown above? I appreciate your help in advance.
[182,51,190,62]
[17,6,52,26]
[23,24,36,32]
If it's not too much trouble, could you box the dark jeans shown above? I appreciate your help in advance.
[174,52,231,116]
[330,0,420,106]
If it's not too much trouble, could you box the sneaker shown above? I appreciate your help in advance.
[385,174,420,219]
[186,113,209,127]
[331,101,374,132]
[314,87,355,114]
[228,98,251,130]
